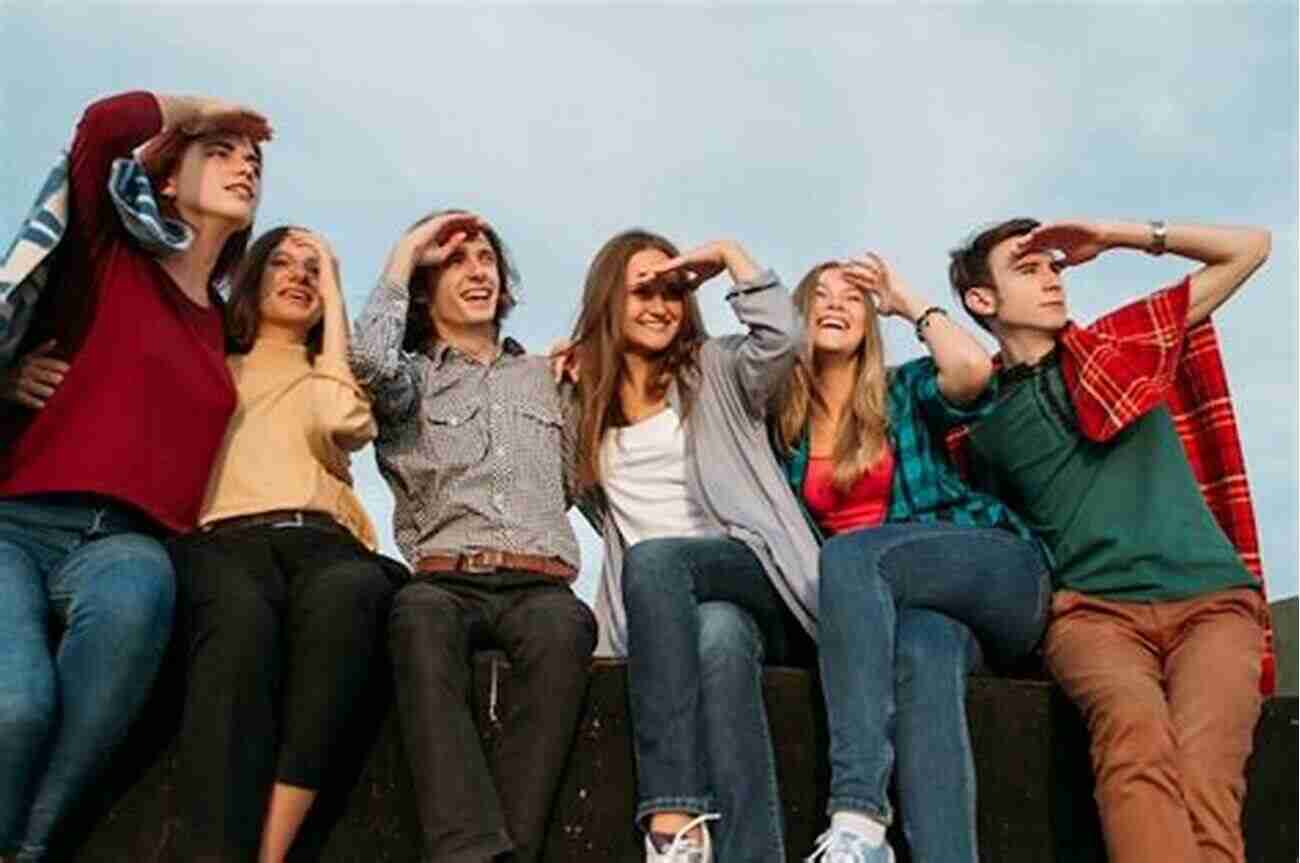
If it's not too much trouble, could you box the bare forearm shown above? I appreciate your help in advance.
[154,94,208,132]
[897,289,993,404]
[1102,221,1271,324]
[720,241,762,284]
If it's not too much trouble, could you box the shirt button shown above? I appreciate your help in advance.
[493,494,505,508]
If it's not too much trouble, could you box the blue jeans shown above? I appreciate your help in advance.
[818,523,1048,856]
[0,496,175,861]
[623,536,808,863]
[895,609,982,863]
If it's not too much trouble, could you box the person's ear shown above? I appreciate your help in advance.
[962,285,997,318]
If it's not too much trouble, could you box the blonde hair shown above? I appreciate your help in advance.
[773,261,890,493]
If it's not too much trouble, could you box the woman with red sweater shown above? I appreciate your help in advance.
[0,91,269,863]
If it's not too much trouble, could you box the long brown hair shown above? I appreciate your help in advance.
[773,261,890,493]
[139,128,257,289]
[570,229,708,492]
[402,209,518,353]
[225,226,323,359]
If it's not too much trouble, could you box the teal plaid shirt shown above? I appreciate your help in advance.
[780,356,1035,544]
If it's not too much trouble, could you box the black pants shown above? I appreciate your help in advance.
[389,572,597,863]
[169,523,398,861]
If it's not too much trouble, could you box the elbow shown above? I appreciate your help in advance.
[1249,228,1272,268]
[943,354,994,405]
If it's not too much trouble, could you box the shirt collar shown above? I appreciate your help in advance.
[429,335,526,368]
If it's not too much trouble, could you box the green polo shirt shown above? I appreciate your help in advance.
[966,351,1255,602]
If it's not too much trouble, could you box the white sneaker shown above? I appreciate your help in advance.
[804,825,895,863]
[644,813,721,863]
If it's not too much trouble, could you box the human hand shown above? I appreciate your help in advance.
[403,213,485,268]
[285,229,341,300]
[181,98,273,143]
[839,253,923,319]
[546,338,581,384]
[1015,221,1114,268]
[2,340,69,410]
[649,240,758,289]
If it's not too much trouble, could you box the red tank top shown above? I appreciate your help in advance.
[803,446,895,535]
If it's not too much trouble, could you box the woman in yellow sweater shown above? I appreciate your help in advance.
[169,226,399,863]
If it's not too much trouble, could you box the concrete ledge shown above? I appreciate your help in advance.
[67,654,1297,862]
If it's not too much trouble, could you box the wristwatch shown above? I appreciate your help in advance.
[1149,220,1167,256]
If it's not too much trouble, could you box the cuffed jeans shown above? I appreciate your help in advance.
[169,522,397,861]
[1044,587,1267,863]
[389,572,596,863]
[623,536,811,863]
[817,522,1048,860]
[0,496,174,862]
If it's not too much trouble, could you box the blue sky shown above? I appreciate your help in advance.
[3,3,1296,600]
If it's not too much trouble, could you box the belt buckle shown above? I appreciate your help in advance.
[271,512,305,529]
[459,550,505,573]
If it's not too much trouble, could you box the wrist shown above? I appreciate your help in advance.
[1106,221,1153,252]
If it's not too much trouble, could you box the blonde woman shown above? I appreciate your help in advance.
[773,256,1049,863]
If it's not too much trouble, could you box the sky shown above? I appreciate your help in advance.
[2,2,1296,601]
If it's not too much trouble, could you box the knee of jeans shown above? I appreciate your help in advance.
[895,611,978,690]
[818,531,875,592]
[697,602,764,674]
[0,672,56,749]
[77,537,175,635]
[621,538,690,607]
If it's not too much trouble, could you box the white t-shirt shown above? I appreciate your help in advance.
[600,407,714,547]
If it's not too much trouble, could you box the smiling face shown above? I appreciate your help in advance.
[257,235,323,340]
[163,133,261,229]
[428,232,501,335]
[975,236,1069,335]
[620,247,685,356]
[807,266,873,359]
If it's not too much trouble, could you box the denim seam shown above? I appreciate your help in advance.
[826,795,892,825]
[635,796,715,827]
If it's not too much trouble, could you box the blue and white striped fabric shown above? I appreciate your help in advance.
[0,154,191,367]
[0,155,69,367]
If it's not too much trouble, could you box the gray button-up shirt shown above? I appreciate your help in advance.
[349,276,579,570]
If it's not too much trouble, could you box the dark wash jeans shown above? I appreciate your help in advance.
[622,536,812,863]
[0,495,174,863]
[168,522,397,861]
[389,571,596,863]
[818,522,1049,862]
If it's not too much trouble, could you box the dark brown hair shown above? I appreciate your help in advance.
[225,226,323,359]
[139,128,259,288]
[569,229,708,492]
[948,218,1039,331]
[402,209,518,353]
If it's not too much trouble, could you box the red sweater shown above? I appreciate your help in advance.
[0,92,236,533]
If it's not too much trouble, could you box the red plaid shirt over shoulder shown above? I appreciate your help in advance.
[948,277,1275,694]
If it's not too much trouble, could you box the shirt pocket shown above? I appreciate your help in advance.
[424,402,487,468]
[507,398,567,503]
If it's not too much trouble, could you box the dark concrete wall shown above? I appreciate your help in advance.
[66,655,1298,863]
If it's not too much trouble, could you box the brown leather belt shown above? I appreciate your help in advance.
[417,550,576,581]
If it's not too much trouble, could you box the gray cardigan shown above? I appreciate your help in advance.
[587,271,822,657]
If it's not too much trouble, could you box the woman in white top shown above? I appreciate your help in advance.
[564,229,814,863]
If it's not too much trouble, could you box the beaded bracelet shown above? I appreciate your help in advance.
[914,306,948,342]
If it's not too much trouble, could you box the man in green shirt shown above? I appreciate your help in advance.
[948,218,1272,863]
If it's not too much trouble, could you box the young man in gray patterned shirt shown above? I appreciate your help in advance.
[350,210,596,863]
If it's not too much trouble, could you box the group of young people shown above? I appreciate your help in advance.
[0,89,1274,863]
